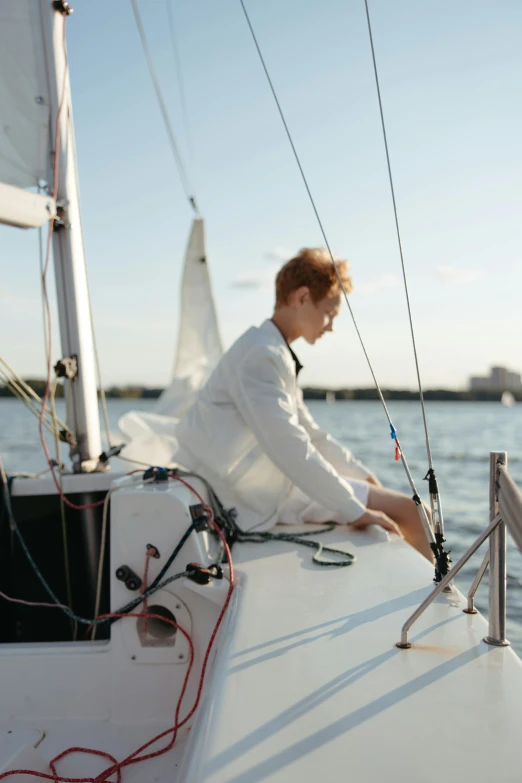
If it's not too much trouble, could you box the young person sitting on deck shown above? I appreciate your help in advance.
[173,248,432,561]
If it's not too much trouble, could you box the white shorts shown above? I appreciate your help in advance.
[278,479,369,526]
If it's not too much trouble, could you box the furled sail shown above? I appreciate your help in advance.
[155,217,223,417]
[0,183,56,229]
[0,1,56,228]
[118,218,223,463]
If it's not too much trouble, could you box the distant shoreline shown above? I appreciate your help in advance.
[1,381,519,403]
[301,388,521,402]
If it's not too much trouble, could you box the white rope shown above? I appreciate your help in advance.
[50,378,75,637]
[0,360,70,438]
[91,486,115,640]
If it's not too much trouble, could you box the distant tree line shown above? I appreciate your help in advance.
[302,388,522,402]
[0,382,162,399]
[0,379,65,398]
[1,380,520,403]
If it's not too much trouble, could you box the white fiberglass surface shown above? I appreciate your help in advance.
[0,720,189,781]
[1,521,521,782]
[185,525,522,783]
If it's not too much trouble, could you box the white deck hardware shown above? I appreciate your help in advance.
[398,451,518,649]
[3,468,522,781]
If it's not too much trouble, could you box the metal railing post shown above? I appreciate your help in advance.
[396,514,501,648]
[484,452,510,647]
[463,551,489,614]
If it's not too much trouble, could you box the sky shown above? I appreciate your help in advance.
[1,0,521,390]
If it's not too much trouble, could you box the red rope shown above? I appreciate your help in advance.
[0,478,235,782]
[0,611,194,783]
[0,590,70,612]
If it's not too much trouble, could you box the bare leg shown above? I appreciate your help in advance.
[367,485,434,562]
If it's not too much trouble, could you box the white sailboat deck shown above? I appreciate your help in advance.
[185,525,522,782]
[1,518,522,781]
[0,719,190,782]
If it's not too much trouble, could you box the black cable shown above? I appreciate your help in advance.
[174,469,355,567]
[140,520,196,596]
[236,526,356,567]
[0,461,189,628]
[108,570,189,625]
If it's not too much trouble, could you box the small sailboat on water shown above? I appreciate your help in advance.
[501,391,516,408]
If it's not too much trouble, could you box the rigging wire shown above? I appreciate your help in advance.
[0,358,70,435]
[165,0,194,166]
[238,0,436,547]
[363,0,433,472]
[363,0,447,551]
[0,356,73,436]
[131,0,200,214]
[0,369,64,440]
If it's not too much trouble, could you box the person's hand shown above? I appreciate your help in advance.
[350,509,403,538]
[366,474,382,487]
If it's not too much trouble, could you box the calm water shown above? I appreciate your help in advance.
[1,397,522,652]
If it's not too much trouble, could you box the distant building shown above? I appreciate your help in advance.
[470,366,522,392]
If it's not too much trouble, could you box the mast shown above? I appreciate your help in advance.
[41,0,103,472]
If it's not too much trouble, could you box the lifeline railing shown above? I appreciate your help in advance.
[397,451,522,649]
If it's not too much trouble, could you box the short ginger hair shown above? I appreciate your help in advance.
[275,248,353,307]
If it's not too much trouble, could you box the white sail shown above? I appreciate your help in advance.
[501,390,516,407]
[119,218,223,462]
[0,2,50,189]
[155,217,223,417]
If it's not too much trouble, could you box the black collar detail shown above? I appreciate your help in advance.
[270,320,304,378]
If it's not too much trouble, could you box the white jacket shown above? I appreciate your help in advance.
[173,320,371,531]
